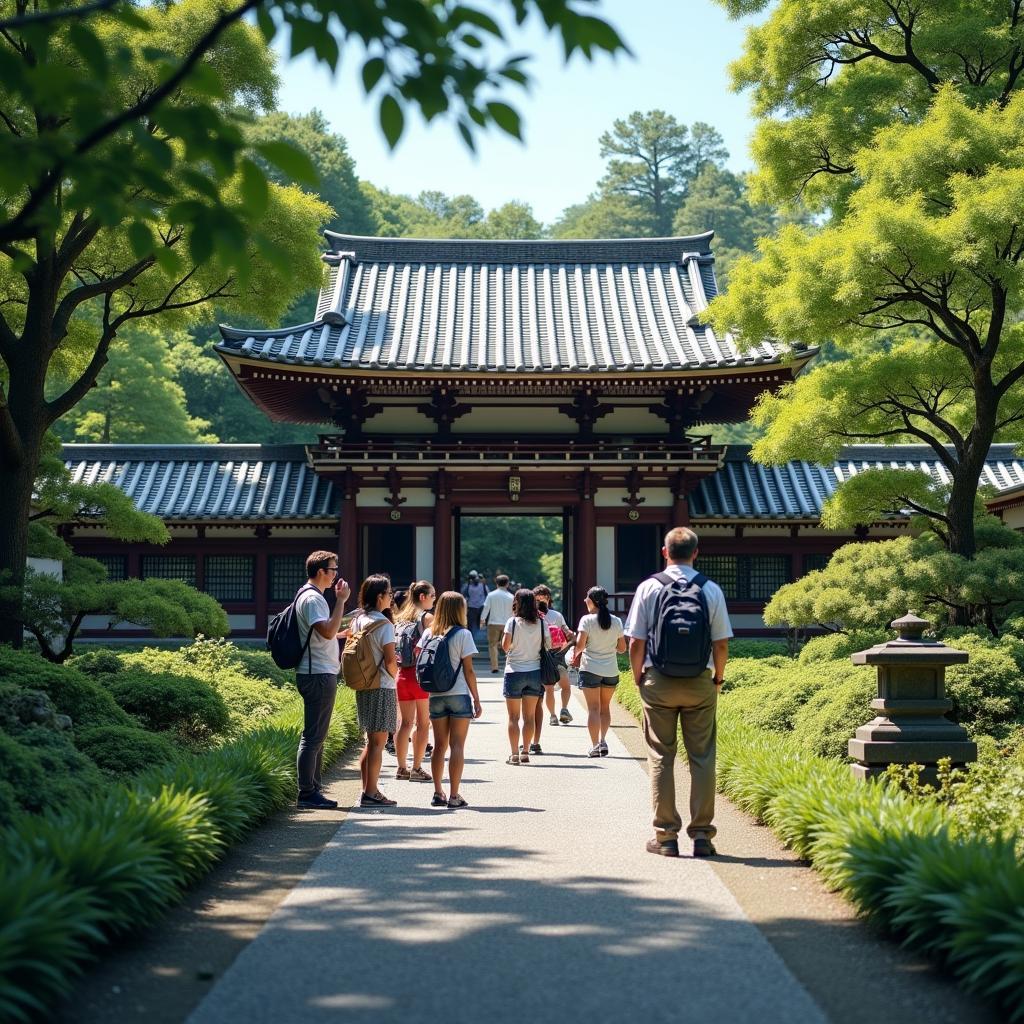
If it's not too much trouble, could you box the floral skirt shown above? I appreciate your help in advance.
[356,687,398,735]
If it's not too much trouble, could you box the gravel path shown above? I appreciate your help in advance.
[187,669,826,1024]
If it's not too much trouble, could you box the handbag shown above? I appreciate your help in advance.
[538,623,560,685]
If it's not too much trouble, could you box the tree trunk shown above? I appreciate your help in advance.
[0,452,38,647]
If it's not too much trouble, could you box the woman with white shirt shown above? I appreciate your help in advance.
[418,591,483,809]
[571,586,626,758]
[352,574,400,806]
[501,588,550,765]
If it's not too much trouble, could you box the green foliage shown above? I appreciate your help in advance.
[459,515,563,593]
[790,673,876,758]
[55,321,215,444]
[766,521,1024,633]
[0,647,131,728]
[944,634,1024,739]
[0,691,359,1021]
[74,726,180,779]
[724,638,790,660]
[104,670,230,745]
[798,630,889,664]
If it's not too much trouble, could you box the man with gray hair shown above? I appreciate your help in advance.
[624,526,732,858]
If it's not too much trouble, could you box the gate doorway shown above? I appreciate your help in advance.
[455,510,572,612]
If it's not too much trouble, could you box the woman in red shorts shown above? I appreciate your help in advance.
[393,580,435,782]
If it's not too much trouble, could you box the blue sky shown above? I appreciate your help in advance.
[275,1,757,226]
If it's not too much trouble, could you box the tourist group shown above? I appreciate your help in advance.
[271,527,732,860]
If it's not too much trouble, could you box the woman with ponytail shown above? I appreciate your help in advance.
[571,586,626,757]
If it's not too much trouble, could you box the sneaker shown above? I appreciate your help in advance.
[425,743,433,756]
[692,837,718,858]
[409,767,432,782]
[385,739,396,756]
[598,740,609,756]
[559,708,573,724]
[549,713,559,726]
[646,837,680,858]
[297,792,338,810]
[587,744,602,758]
[431,792,448,807]
[360,791,398,807]
[529,743,542,755]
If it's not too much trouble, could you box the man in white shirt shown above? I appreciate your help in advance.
[294,550,351,809]
[480,574,515,672]
[624,527,732,859]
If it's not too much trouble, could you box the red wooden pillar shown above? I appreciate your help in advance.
[433,469,453,590]
[576,469,596,608]
[254,528,269,636]
[672,469,690,527]
[338,470,358,582]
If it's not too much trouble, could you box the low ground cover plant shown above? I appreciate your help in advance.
[0,685,359,1022]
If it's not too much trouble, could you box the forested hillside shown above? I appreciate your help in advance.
[56,109,780,446]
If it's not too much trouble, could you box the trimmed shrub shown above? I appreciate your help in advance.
[798,630,889,665]
[726,639,791,660]
[943,634,1024,737]
[75,725,180,779]
[105,669,230,745]
[790,670,876,759]
[0,689,359,1021]
[0,647,131,728]
[68,650,123,677]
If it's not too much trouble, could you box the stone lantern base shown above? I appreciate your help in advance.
[848,613,978,785]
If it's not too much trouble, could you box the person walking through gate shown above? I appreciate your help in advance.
[294,551,351,809]
[624,527,732,858]
[480,574,514,672]
[571,586,626,758]
[462,570,489,636]
[501,588,550,765]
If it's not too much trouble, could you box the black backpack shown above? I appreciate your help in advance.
[267,583,318,671]
[395,612,426,669]
[416,626,465,694]
[648,571,712,678]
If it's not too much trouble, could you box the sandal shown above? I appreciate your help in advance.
[396,767,411,780]
[447,795,468,809]
[506,753,520,765]
[409,767,431,782]
[519,751,530,764]
[360,791,397,807]
[431,792,448,807]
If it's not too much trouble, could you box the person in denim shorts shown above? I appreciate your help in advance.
[501,589,550,765]
[571,586,626,758]
[419,592,482,809]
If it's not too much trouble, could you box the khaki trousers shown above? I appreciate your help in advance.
[486,624,505,672]
[639,666,717,841]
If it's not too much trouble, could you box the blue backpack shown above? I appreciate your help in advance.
[648,571,712,678]
[267,583,318,671]
[416,626,466,694]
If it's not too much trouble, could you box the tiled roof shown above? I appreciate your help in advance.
[64,443,1024,523]
[689,444,1024,519]
[64,445,338,521]
[216,233,789,374]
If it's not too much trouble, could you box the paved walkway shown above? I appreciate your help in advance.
[188,667,826,1024]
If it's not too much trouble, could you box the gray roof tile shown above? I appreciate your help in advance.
[218,233,796,374]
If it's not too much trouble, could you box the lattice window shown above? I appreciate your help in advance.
[92,554,127,581]
[745,556,791,600]
[141,555,196,586]
[696,555,738,599]
[270,555,308,602]
[803,553,832,575]
[204,555,254,602]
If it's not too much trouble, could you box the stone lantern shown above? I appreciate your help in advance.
[848,612,977,784]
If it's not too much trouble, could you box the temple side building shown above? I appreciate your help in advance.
[60,233,1024,637]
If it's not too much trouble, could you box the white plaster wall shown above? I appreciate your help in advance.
[27,557,62,580]
[730,613,769,631]
[595,526,615,592]
[415,526,434,581]
[594,486,673,508]
[357,487,435,508]
[228,614,256,631]
[1003,506,1024,530]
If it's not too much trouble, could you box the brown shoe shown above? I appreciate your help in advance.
[646,837,680,858]
[692,837,717,857]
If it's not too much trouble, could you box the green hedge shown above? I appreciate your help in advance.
[0,690,359,1023]
[616,679,1024,1019]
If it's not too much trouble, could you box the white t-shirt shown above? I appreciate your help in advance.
[419,626,478,697]
[294,585,340,675]
[481,587,514,627]
[624,563,733,671]
[352,610,397,689]
[576,612,624,678]
[503,616,550,673]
